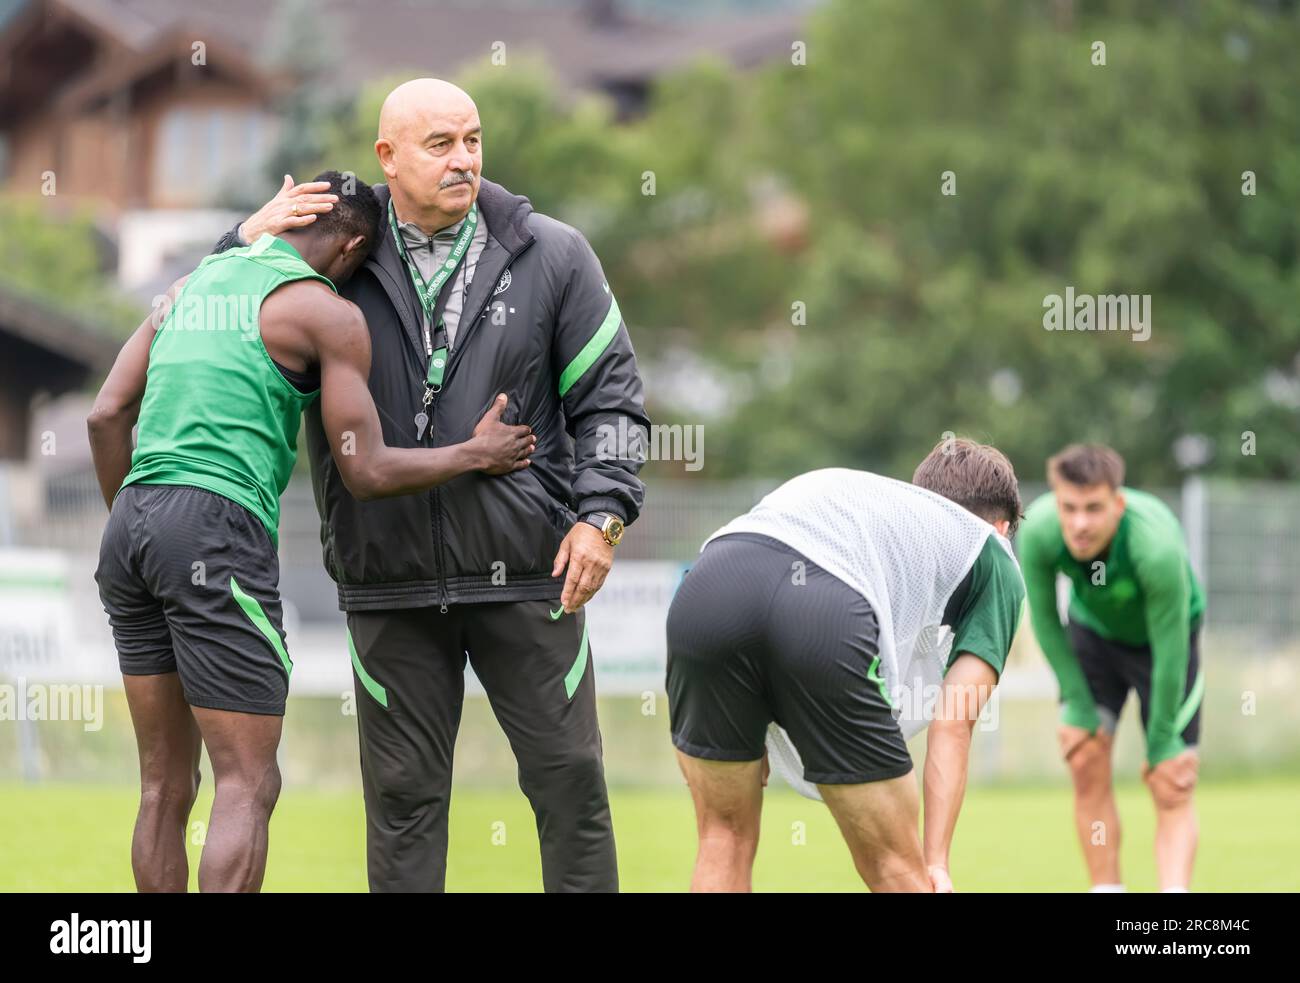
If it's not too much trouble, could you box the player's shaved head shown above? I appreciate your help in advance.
[378,78,478,146]
[375,78,483,233]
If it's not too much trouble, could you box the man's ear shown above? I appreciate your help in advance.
[993,518,1011,537]
[375,138,397,179]
[343,234,367,258]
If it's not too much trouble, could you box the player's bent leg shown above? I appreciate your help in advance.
[190,706,283,893]
[1065,729,1122,888]
[1150,749,1199,892]
[123,672,202,892]
[98,486,202,891]
[818,772,929,892]
[665,535,793,892]
[128,486,293,892]
[676,750,764,892]
[1140,628,1203,892]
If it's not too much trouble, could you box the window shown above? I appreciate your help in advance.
[153,104,273,205]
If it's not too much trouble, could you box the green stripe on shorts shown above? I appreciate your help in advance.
[230,576,292,677]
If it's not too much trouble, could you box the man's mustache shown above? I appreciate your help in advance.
[440,171,476,189]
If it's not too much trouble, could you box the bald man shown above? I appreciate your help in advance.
[213,79,649,892]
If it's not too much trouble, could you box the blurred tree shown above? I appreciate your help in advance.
[0,196,139,336]
[714,0,1300,484]
[290,0,1300,485]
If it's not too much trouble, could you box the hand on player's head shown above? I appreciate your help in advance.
[303,170,382,285]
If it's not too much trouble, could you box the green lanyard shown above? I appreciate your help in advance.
[388,198,478,392]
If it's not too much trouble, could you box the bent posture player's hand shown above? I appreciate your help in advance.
[1142,749,1198,808]
[928,865,954,893]
[471,394,535,475]
[551,521,613,614]
[239,174,339,243]
[1057,723,1097,763]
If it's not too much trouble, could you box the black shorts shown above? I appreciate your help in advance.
[1067,619,1202,748]
[666,532,911,785]
[95,483,292,715]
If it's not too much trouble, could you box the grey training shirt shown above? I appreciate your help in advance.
[397,209,490,350]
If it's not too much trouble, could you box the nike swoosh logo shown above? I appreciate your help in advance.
[549,607,565,621]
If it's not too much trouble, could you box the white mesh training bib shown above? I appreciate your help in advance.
[702,468,1018,800]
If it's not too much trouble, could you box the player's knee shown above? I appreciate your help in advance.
[860,847,925,890]
[697,811,760,854]
[214,758,281,815]
[368,754,449,817]
[694,790,761,842]
[1067,752,1109,797]
[138,771,199,817]
[1151,780,1195,811]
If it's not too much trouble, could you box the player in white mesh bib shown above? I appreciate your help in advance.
[666,439,1026,891]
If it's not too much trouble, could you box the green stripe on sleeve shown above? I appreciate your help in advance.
[230,576,292,677]
[348,630,389,709]
[557,295,621,398]
[564,622,590,700]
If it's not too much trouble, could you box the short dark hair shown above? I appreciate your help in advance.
[1047,443,1125,490]
[310,170,382,250]
[912,437,1023,535]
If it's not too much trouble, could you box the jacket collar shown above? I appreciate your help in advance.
[372,177,533,266]
[365,179,536,360]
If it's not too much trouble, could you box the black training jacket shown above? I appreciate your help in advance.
[213,179,649,610]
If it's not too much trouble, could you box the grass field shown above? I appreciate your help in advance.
[2,776,1297,891]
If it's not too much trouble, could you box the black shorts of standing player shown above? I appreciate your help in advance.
[666,532,911,785]
[1067,619,1202,749]
[95,483,293,715]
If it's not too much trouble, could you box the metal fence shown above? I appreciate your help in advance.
[5,466,1299,648]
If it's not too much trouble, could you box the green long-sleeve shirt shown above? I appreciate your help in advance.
[1019,488,1205,767]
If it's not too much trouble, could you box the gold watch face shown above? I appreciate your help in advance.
[604,517,625,546]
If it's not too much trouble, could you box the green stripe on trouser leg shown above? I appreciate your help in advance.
[348,629,389,709]
[230,575,292,676]
[564,622,590,700]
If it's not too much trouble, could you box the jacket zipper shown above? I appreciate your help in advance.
[428,237,536,612]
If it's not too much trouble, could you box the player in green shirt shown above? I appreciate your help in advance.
[89,172,534,892]
[1020,444,1204,892]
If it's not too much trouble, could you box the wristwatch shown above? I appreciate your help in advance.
[582,511,624,547]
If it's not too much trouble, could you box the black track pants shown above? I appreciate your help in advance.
[346,600,617,892]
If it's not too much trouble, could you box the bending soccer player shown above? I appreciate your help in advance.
[666,439,1026,892]
[1020,444,1204,893]
[88,172,535,893]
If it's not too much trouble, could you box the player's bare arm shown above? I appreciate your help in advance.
[87,275,188,509]
[922,652,999,891]
[295,287,535,499]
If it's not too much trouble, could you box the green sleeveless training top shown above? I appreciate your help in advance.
[120,234,335,544]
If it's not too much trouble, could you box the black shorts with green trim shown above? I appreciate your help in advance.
[95,483,292,716]
[666,532,912,785]
[1067,619,1202,748]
